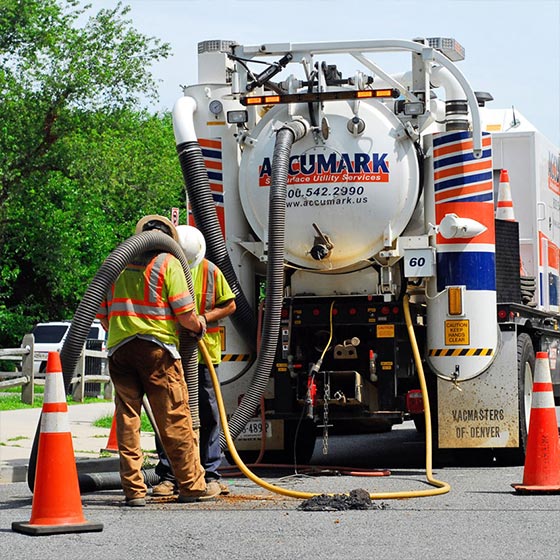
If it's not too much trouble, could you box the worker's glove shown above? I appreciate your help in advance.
[190,314,207,341]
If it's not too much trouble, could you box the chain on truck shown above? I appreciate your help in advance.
[171,37,560,465]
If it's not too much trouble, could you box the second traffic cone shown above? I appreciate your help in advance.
[102,410,119,453]
[496,169,515,221]
[512,351,560,494]
[12,352,103,535]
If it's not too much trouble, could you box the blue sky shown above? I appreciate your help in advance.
[85,0,560,146]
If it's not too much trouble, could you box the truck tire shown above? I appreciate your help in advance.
[516,332,535,456]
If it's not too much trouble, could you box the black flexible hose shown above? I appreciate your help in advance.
[176,141,257,350]
[78,468,161,494]
[28,230,199,493]
[28,122,307,492]
[219,120,308,448]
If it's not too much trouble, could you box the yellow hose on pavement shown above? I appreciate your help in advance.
[201,292,450,499]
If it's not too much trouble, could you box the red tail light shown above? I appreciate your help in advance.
[406,389,424,414]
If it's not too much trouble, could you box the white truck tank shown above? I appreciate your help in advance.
[238,100,420,270]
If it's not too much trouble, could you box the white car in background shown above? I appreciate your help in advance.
[29,320,106,374]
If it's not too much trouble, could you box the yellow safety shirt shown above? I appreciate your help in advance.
[191,259,235,365]
[97,252,195,351]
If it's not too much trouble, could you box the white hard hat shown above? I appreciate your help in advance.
[176,224,206,268]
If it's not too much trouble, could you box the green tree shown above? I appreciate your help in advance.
[0,1,184,346]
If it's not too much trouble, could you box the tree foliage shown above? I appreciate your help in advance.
[0,1,185,346]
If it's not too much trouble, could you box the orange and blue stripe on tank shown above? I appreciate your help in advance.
[433,131,495,293]
[192,137,225,237]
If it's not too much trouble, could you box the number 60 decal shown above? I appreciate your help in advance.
[408,256,426,267]
[404,249,435,278]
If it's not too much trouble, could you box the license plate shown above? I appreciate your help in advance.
[236,419,272,441]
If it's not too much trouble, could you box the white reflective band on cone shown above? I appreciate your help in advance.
[43,374,66,403]
[533,365,552,384]
[41,412,71,433]
[530,391,555,409]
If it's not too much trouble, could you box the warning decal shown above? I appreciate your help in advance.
[445,319,469,346]
[376,324,395,338]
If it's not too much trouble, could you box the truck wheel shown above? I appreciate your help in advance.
[517,333,535,455]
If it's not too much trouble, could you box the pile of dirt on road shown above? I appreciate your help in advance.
[298,489,388,511]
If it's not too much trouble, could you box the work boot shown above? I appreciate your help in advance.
[152,480,177,497]
[125,496,146,507]
[206,477,230,495]
[177,481,221,503]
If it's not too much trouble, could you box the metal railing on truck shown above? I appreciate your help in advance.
[0,334,112,404]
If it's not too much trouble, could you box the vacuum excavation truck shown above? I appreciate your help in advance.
[171,37,560,464]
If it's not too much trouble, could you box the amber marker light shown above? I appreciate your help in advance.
[447,286,464,316]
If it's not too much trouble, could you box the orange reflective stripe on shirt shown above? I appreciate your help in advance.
[198,260,220,333]
[100,252,195,350]
[191,258,236,363]
[107,254,192,320]
[199,259,209,315]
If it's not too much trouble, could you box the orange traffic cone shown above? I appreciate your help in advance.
[102,411,119,453]
[512,351,560,494]
[12,352,104,535]
[496,169,515,221]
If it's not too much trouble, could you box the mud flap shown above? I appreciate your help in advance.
[437,329,519,449]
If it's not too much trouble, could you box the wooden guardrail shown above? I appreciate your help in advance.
[70,344,113,402]
[0,334,112,404]
[0,334,35,404]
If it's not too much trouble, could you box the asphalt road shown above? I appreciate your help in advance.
[2,424,559,559]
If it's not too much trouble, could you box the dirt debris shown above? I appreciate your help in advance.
[298,488,388,511]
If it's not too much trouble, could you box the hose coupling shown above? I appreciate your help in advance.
[280,117,310,142]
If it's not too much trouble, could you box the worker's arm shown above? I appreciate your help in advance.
[203,299,236,324]
[176,309,206,337]
[100,318,109,331]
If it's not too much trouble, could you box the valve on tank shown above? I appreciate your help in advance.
[310,223,333,261]
[347,116,366,136]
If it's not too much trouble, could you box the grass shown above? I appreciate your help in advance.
[0,383,113,411]
[94,412,154,433]
[8,436,28,442]
[0,393,45,410]
[0,392,111,411]
[2,384,45,393]
[94,413,157,457]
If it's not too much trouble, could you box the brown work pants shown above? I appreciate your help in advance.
[108,338,206,499]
